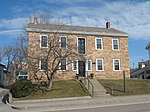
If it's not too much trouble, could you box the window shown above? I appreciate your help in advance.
[112,39,119,50]
[40,35,48,48]
[17,71,28,80]
[86,60,92,71]
[96,58,104,71]
[60,58,67,70]
[95,38,103,50]
[78,38,86,54]
[72,61,78,71]
[113,59,120,71]
[40,58,48,70]
[60,36,67,48]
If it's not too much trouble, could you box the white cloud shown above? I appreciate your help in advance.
[0,30,22,38]
[0,18,28,29]
[50,0,150,40]
[2,0,150,40]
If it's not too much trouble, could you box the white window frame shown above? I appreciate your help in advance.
[40,34,48,48]
[96,58,104,71]
[60,58,68,71]
[77,37,86,54]
[72,60,78,71]
[86,60,92,71]
[113,59,121,71]
[95,38,103,50]
[60,36,67,48]
[112,38,119,50]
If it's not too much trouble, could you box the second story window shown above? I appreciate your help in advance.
[40,35,48,48]
[112,39,119,50]
[95,38,103,50]
[78,38,86,54]
[60,36,67,48]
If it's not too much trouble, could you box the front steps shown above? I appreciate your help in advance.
[80,77,111,98]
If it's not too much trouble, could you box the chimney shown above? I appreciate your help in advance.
[34,16,38,25]
[106,21,110,29]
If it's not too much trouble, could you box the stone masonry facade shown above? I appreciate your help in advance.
[27,17,130,80]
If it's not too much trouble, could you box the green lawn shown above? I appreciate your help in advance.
[99,79,150,96]
[15,80,89,100]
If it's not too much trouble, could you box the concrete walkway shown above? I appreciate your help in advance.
[2,94,150,112]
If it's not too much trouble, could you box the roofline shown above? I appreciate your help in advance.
[26,28,129,37]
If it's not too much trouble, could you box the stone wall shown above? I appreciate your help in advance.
[28,32,130,80]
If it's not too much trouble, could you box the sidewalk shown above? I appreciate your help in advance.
[1,95,150,112]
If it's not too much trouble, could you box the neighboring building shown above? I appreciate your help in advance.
[26,17,130,80]
[131,42,150,79]
[0,64,11,87]
[0,64,6,86]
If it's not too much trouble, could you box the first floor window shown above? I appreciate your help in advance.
[96,58,104,71]
[72,61,77,71]
[86,60,92,71]
[60,58,67,70]
[113,59,120,71]
[40,35,48,48]
[40,58,48,70]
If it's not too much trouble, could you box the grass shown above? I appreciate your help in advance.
[15,80,89,100]
[99,79,150,96]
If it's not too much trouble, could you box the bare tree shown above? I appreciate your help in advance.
[28,24,82,89]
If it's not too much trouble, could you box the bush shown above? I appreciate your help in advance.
[10,79,33,98]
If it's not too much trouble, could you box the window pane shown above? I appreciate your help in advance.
[114,59,120,70]
[61,37,67,48]
[73,61,77,71]
[41,36,48,47]
[78,38,85,54]
[61,58,66,70]
[96,39,102,49]
[41,59,47,70]
[97,59,103,71]
[113,39,119,50]
[87,60,92,71]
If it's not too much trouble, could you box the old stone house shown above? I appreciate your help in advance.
[26,17,130,80]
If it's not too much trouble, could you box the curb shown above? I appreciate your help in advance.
[12,96,92,103]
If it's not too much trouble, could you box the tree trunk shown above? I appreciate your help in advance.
[48,79,53,90]
[47,74,54,90]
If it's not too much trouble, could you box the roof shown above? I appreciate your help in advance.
[26,23,129,37]
[145,42,150,50]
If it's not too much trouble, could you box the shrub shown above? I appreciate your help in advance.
[10,79,33,98]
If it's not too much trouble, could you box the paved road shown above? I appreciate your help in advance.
[49,102,150,112]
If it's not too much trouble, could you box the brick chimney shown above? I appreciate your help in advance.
[34,16,38,25]
[106,21,110,29]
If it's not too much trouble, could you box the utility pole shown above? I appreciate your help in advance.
[123,71,126,93]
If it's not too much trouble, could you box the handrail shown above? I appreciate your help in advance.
[82,77,94,97]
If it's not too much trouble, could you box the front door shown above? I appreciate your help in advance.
[78,61,85,77]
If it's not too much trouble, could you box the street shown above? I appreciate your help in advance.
[49,102,150,112]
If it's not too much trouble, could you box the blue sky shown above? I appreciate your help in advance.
[0,0,150,68]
